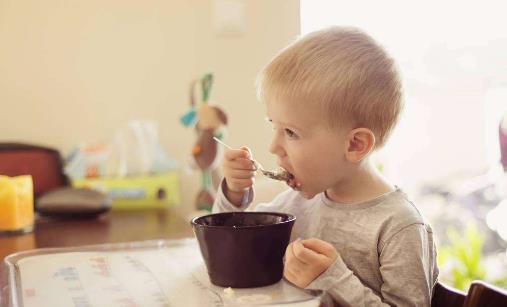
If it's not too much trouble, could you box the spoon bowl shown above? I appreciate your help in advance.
[213,137,293,182]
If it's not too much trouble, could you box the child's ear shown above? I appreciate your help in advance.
[345,128,375,162]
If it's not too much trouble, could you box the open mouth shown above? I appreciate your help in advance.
[277,167,300,191]
[286,175,301,190]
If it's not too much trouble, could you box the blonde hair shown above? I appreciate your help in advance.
[256,26,403,148]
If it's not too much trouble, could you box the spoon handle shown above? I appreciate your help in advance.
[212,137,260,171]
[213,136,232,149]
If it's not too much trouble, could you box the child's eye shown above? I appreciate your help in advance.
[284,128,298,139]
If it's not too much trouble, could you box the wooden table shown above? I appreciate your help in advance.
[0,209,194,296]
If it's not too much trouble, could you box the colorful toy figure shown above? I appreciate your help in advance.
[180,74,228,211]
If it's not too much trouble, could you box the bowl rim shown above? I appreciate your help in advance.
[190,211,296,229]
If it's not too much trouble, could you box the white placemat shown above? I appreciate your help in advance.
[8,239,323,307]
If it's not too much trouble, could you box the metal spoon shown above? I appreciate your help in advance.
[213,137,293,182]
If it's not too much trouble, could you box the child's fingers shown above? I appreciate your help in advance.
[300,238,337,259]
[223,158,256,171]
[284,262,303,280]
[292,240,323,264]
[224,147,251,160]
[239,146,252,157]
[283,268,298,284]
[284,242,298,266]
[285,243,305,268]
[225,169,256,179]
[284,242,306,286]
[225,177,255,191]
[285,241,295,261]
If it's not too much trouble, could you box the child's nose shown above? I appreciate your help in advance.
[269,134,286,157]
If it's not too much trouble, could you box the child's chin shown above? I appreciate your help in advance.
[298,189,318,199]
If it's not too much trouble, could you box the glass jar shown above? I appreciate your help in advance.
[0,175,34,235]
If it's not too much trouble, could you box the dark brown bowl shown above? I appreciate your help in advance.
[191,211,296,288]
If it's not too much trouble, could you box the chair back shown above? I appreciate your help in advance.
[432,282,466,307]
[0,143,69,197]
[464,280,507,307]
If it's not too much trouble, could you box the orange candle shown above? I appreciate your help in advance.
[0,175,34,234]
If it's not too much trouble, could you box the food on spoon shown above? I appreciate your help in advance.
[270,168,301,190]
[252,161,300,189]
[269,167,293,182]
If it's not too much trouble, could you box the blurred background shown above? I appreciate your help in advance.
[1,0,506,291]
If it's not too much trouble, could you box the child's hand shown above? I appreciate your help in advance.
[284,238,338,288]
[222,147,256,206]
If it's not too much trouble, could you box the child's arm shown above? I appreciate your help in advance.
[213,177,299,215]
[212,179,254,213]
[293,225,436,306]
[221,146,256,206]
[212,146,256,213]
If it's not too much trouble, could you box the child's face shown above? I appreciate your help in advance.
[266,98,352,199]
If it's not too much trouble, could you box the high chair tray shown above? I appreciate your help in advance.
[4,238,330,306]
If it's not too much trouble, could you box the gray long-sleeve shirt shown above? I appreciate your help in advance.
[213,181,439,306]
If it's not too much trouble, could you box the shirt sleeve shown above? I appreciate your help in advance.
[306,223,437,307]
[212,178,254,213]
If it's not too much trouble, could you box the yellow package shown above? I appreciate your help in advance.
[72,172,180,210]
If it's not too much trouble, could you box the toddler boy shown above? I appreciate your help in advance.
[213,26,438,306]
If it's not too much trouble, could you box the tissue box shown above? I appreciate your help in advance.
[72,172,180,210]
